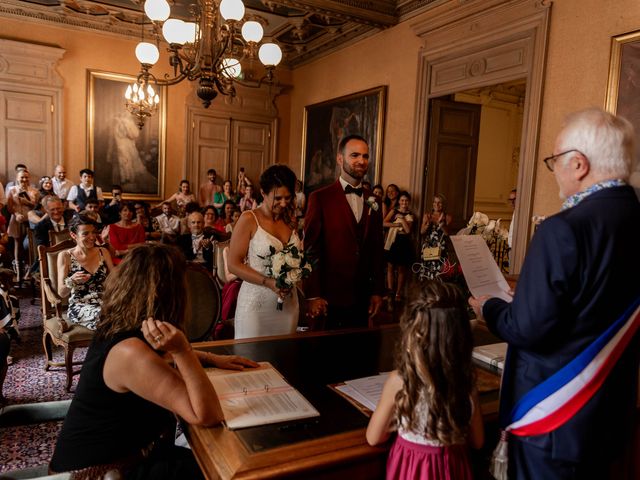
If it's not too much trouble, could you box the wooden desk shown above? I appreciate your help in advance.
[188,325,500,480]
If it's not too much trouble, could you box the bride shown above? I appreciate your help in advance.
[228,165,301,339]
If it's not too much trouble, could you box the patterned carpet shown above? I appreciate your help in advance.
[1,296,85,473]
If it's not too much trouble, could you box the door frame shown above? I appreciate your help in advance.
[408,0,551,273]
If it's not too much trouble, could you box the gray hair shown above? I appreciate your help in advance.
[41,195,63,210]
[558,108,635,180]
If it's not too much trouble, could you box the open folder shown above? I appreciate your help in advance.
[206,362,319,429]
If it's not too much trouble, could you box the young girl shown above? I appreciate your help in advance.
[367,281,484,479]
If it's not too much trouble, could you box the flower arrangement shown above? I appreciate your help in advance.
[261,243,313,310]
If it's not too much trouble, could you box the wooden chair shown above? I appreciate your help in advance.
[212,239,230,290]
[25,229,39,302]
[48,228,71,246]
[38,240,94,391]
[185,263,221,342]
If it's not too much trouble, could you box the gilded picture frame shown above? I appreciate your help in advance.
[301,86,387,194]
[606,30,640,176]
[87,70,166,201]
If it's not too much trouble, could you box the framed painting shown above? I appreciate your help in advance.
[301,86,386,194]
[606,30,640,188]
[87,70,166,201]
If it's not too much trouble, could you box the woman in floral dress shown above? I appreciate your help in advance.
[58,215,113,330]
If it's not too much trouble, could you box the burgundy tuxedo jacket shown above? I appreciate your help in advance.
[303,179,385,307]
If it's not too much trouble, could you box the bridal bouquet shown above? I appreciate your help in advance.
[261,244,313,310]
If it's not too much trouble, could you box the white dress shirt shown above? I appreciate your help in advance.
[155,213,180,235]
[67,184,104,202]
[52,178,75,200]
[339,177,363,222]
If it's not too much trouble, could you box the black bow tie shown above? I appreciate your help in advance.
[344,185,363,197]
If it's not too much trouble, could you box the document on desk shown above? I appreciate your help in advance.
[331,372,390,414]
[206,363,319,430]
[450,235,512,302]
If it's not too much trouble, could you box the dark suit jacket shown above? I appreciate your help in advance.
[303,180,384,307]
[177,232,214,270]
[34,217,67,248]
[484,186,640,464]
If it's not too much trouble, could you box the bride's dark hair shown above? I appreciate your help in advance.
[259,164,297,227]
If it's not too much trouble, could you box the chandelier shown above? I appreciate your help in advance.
[125,0,283,128]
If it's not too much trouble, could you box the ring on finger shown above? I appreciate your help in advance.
[154,334,163,342]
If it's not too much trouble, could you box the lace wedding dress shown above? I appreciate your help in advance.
[234,213,300,339]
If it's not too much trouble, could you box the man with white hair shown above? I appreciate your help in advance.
[470,108,640,479]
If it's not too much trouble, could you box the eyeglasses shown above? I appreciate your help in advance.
[542,149,581,172]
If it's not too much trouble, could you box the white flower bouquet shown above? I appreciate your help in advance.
[261,243,313,310]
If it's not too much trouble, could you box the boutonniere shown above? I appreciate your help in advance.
[366,196,379,215]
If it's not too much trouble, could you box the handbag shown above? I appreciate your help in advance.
[422,246,442,261]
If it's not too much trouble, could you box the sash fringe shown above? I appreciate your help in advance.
[490,430,509,480]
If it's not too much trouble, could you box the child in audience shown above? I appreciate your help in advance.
[366,281,484,479]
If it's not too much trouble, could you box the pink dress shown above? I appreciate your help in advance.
[108,223,145,265]
[386,397,472,480]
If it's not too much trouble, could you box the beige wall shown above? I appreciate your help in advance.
[0,16,292,198]
[288,23,422,192]
[286,0,640,219]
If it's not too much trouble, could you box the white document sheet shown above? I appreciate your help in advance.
[207,364,319,429]
[472,342,507,372]
[335,372,390,411]
[450,235,512,302]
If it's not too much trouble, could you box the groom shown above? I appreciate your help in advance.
[304,134,384,330]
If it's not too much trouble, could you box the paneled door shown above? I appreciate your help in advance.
[231,120,270,189]
[0,89,56,184]
[425,98,481,232]
[188,113,272,192]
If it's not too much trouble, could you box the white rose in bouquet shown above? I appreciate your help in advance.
[271,253,286,275]
[286,269,303,284]
[284,251,301,269]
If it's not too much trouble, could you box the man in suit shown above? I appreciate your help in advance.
[34,196,67,248]
[304,134,384,330]
[177,211,214,270]
[470,108,640,479]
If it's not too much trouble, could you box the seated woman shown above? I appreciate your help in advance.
[213,180,235,215]
[238,184,258,212]
[134,201,162,242]
[38,176,55,198]
[49,243,258,478]
[103,202,146,265]
[57,215,113,331]
[203,205,227,238]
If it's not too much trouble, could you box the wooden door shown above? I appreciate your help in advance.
[231,120,271,189]
[425,98,481,232]
[0,89,55,184]
[189,114,231,190]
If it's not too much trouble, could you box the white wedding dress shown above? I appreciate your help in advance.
[234,213,300,339]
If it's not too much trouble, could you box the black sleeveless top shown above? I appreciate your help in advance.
[50,331,174,471]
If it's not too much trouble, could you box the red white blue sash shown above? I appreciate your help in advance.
[505,298,640,437]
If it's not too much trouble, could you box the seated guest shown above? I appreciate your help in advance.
[67,169,104,212]
[155,202,181,241]
[57,215,113,331]
[7,169,39,276]
[83,198,104,227]
[49,243,257,477]
[178,211,215,270]
[0,268,19,405]
[203,205,226,237]
[224,208,241,235]
[34,196,67,248]
[102,203,145,265]
[134,201,162,241]
[221,200,236,229]
[102,185,123,225]
[179,201,203,235]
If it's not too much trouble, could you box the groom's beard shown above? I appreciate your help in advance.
[342,162,367,181]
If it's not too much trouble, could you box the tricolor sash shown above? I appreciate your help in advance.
[490,298,640,479]
[506,297,640,436]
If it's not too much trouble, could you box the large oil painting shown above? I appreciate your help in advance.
[606,31,640,193]
[87,70,165,200]
[302,86,386,194]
